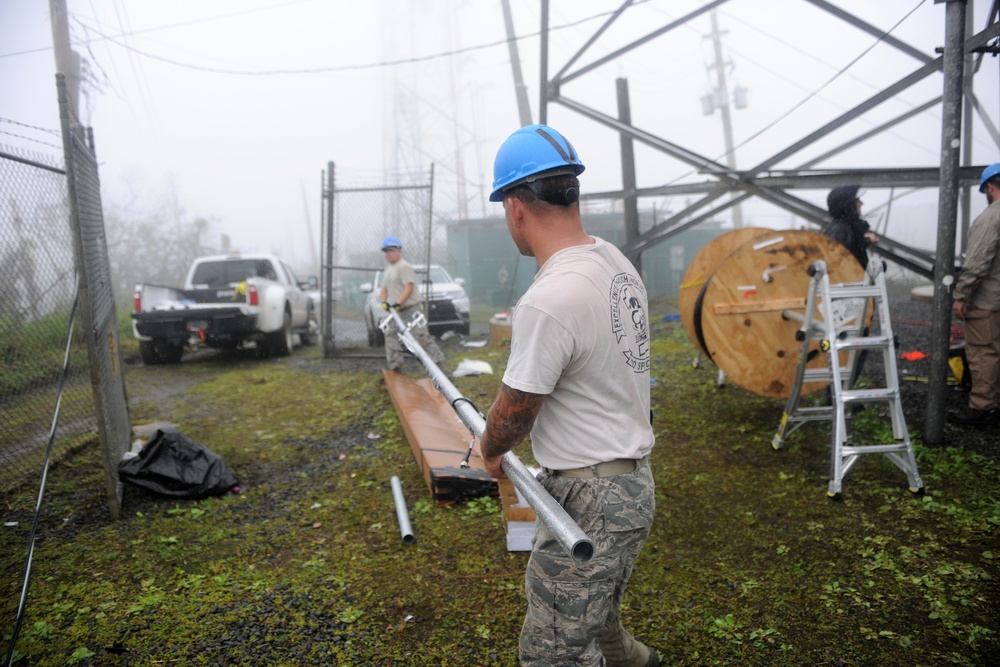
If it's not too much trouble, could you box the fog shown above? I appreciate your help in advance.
[2,0,998,276]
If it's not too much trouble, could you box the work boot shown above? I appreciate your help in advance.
[947,406,999,426]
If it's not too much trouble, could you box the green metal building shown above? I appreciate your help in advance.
[444,211,730,311]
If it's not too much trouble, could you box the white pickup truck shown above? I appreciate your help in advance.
[131,252,318,364]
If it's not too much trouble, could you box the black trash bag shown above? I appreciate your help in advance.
[118,428,238,498]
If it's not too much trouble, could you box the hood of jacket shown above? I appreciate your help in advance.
[827,184,862,220]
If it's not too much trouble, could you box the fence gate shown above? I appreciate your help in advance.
[320,162,434,356]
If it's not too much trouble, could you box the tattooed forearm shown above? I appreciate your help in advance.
[480,383,544,459]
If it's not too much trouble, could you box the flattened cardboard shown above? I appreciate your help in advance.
[499,475,538,552]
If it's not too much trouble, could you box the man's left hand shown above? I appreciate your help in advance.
[478,437,508,479]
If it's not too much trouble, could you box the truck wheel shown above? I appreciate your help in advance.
[269,309,293,357]
[366,315,384,347]
[300,307,318,346]
[139,339,183,365]
[161,341,183,364]
[139,340,158,365]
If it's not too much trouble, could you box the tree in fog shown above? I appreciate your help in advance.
[103,177,218,309]
[0,201,48,323]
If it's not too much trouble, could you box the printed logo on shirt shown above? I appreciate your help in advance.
[610,273,650,372]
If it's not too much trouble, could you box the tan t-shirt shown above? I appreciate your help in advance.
[382,259,418,308]
[502,237,655,470]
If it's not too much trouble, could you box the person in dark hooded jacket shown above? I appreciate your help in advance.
[823,184,878,269]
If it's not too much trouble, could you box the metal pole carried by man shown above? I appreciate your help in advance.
[948,163,1000,426]
[477,124,660,667]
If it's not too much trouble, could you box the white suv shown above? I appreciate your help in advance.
[360,264,471,346]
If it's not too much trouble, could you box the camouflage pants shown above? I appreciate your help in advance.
[519,461,656,666]
[384,305,445,371]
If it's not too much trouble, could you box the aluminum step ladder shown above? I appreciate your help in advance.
[771,260,923,499]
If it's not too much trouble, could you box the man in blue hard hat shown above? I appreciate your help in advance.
[477,125,659,667]
[377,235,445,373]
[948,163,1000,426]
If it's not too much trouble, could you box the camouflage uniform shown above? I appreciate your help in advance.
[384,304,444,372]
[519,463,656,666]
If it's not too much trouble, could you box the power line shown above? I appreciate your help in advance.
[3,3,628,77]
[656,0,931,193]
[0,117,60,136]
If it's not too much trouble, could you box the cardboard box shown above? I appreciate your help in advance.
[499,471,538,551]
[489,314,512,347]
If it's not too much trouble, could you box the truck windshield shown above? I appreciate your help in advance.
[191,260,275,287]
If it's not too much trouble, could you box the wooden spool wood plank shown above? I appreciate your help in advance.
[679,228,771,355]
[697,230,865,398]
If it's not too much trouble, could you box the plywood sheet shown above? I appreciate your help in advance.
[382,369,497,505]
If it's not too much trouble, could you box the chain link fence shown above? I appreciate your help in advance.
[0,77,131,519]
[321,164,436,353]
[0,145,96,494]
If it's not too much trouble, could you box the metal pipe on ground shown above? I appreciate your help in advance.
[380,309,595,564]
[390,475,415,545]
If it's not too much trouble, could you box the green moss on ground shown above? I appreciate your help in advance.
[2,318,998,666]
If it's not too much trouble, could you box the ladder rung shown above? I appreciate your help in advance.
[841,388,898,402]
[803,368,851,382]
[829,285,882,299]
[840,443,911,456]
[787,407,833,420]
[835,336,892,350]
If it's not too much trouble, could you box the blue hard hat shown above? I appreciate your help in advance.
[489,124,586,202]
[381,235,402,250]
[979,163,1000,193]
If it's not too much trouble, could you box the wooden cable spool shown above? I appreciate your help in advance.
[689,229,865,398]
[679,228,772,356]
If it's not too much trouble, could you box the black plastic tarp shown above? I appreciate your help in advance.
[118,428,238,498]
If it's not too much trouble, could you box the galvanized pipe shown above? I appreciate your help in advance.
[381,309,595,564]
[390,475,415,545]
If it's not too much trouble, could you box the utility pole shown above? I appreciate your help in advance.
[539,0,550,125]
[446,9,468,220]
[501,0,533,127]
[707,11,743,228]
[49,0,81,123]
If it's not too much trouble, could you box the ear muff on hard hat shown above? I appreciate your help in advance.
[381,235,402,250]
[489,124,586,202]
[979,163,1000,193]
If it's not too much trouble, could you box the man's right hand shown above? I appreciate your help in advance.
[381,301,390,311]
[953,299,966,321]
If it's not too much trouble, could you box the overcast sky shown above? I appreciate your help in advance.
[2,0,998,273]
